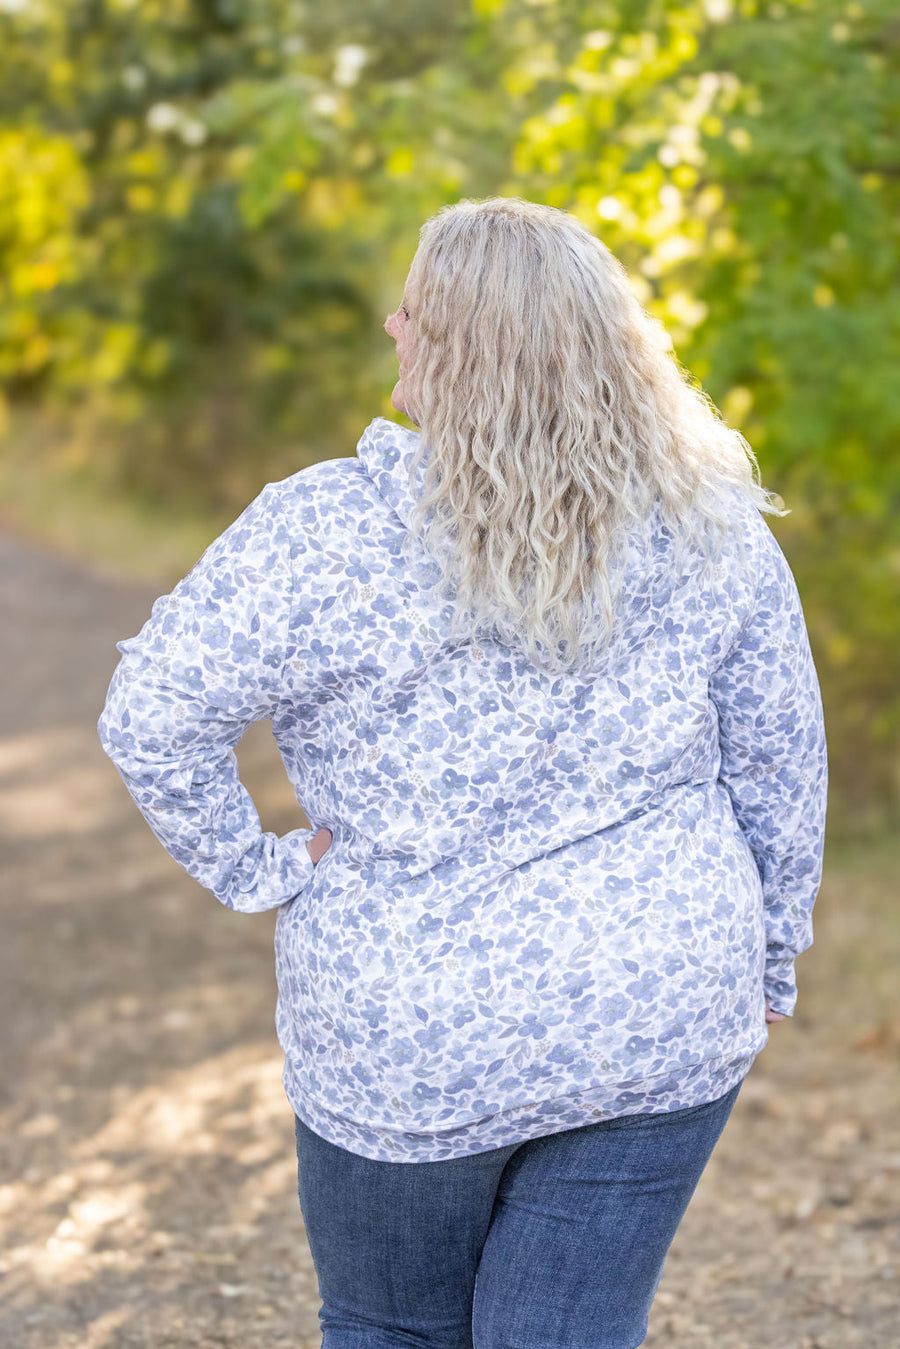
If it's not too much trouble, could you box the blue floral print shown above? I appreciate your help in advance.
[97,417,828,1162]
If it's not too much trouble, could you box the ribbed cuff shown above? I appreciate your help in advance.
[216,827,316,914]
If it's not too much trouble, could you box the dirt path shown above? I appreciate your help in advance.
[0,525,897,1348]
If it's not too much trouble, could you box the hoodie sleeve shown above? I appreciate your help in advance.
[96,482,316,914]
[708,516,828,1015]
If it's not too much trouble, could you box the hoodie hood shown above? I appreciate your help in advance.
[355,417,429,532]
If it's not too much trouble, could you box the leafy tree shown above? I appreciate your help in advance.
[0,0,897,828]
[493,0,900,829]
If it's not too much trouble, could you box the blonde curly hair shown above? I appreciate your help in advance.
[399,196,785,674]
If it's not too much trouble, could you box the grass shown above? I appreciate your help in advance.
[0,422,239,587]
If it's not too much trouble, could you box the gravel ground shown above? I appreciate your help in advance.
[0,524,897,1348]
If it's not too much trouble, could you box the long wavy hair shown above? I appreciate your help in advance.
[400,196,786,674]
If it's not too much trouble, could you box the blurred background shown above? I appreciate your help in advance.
[1,3,898,1348]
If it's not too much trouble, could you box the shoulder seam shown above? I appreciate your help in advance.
[264,483,296,708]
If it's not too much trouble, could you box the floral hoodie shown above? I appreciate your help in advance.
[97,417,828,1161]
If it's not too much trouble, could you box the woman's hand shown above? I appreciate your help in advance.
[765,997,787,1024]
[306,827,333,865]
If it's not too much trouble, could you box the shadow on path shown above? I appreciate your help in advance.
[0,529,897,1348]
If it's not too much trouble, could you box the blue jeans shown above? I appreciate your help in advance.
[293,1079,742,1349]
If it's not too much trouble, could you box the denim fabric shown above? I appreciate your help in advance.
[293,1079,742,1349]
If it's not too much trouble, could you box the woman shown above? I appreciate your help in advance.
[97,197,828,1348]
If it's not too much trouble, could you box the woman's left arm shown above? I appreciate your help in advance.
[97,482,317,914]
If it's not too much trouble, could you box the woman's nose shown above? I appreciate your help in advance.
[384,313,397,338]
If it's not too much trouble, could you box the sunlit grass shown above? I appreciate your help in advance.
[0,413,235,585]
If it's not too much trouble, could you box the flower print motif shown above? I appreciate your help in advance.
[534,717,558,746]
[603,874,634,898]
[658,1018,688,1043]
[413,1020,451,1052]
[530,765,558,794]
[257,588,285,617]
[391,1038,419,1067]
[662,887,692,913]
[598,993,630,1023]
[625,1035,655,1057]
[477,695,501,716]
[346,559,372,584]
[621,697,651,730]
[308,637,334,662]
[412,1081,443,1101]
[573,707,596,733]
[512,1014,550,1036]
[439,767,469,794]
[488,953,518,982]
[470,967,493,992]
[596,713,626,745]
[493,927,523,954]
[200,617,230,650]
[464,934,494,960]
[351,1062,374,1086]
[293,602,319,634]
[334,1021,356,1050]
[445,899,477,926]
[356,804,388,836]
[333,952,361,980]
[372,595,399,620]
[518,937,554,968]
[404,978,432,1004]
[615,759,643,785]
[647,683,670,708]
[550,749,580,776]
[515,893,544,919]
[389,689,418,715]
[169,661,205,692]
[354,609,381,635]
[560,970,594,999]
[444,1074,480,1094]
[125,686,157,714]
[555,893,581,919]
[443,706,478,736]
[420,725,445,753]
[625,968,663,1002]
[393,616,416,640]
[730,684,766,714]
[209,574,239,604]
[487,795,516,820]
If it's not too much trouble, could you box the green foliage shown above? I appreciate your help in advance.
[489,0,900,832]
[0,0,384,502]
[0,0,897,828]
